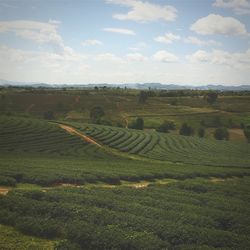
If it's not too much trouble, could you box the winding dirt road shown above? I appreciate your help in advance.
[59,124,102,147]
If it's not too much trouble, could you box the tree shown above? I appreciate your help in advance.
[157,121,175,133]
[179,123,194,136]
[130,117,144,130]
[43,111,55,120]
[198,127,205,138]
[138,91,148,104]
[90,106,104,124]
[205,92,218,105]
[243,126,250,143]
[214,127,229,140]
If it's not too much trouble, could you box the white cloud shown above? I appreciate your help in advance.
[95,52,147,63]
[154,32,180,44]
[213,0,250,15]
[82,39,103,46]
[187,48,250,69]
[190,14,248,36]
[0,20,67,54]
[126,53,147,61]
[153,50,179,63]
[187,50,211,63]
[129,42,148,51]
[48,19,61,25]
[95,53,125,63]
[106,0,177,22]
[0,45,89,83]
[184,36,221,46]
[103,27,135,35]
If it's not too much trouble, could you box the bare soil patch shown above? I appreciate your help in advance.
[0,188,9,195]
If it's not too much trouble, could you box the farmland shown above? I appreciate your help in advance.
[1,88,250,249]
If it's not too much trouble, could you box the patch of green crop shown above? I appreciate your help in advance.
[1,177,250,249]
[0,224,56,250]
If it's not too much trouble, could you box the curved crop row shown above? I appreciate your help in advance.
[68,122,250,168]
[0,116,112,159]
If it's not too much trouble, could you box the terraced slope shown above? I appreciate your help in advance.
[1,116,249,167]
[68,122,250,168]
[0,116,111,159]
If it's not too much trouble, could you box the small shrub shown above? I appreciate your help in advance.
[157,121,175,133]
[214,127,229,140]
[129,117,144,130]
[0,176,16,186]
[179,123,194,136]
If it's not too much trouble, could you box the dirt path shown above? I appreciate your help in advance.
[0,188,9,195]
[59,124,102,147]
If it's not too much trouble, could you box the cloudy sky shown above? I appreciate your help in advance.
[0,0,249,85]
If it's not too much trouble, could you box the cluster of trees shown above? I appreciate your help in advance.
[174,123,205,138]
[178,122,231,141]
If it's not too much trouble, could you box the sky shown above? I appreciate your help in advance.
[0,0,249,85]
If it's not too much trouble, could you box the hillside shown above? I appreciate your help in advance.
[67,121,250,167]
[0,97,250,249]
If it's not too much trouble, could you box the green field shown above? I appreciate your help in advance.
[1,89,250,140]
[0,89,250,249]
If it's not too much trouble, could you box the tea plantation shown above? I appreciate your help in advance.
[0,115,250,249]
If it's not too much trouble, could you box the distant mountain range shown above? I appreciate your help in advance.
[1,79,250,91]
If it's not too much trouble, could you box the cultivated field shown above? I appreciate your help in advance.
[0,88,250,249]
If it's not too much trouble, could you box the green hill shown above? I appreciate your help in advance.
[0,116,112,159]
[65,121,250,168]
[1,115,250,249]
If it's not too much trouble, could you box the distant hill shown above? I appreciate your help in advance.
[0,79,250,91]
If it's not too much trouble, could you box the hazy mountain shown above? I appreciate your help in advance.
[0,79,250,91]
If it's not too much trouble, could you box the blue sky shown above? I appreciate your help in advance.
[0,0,249,85]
